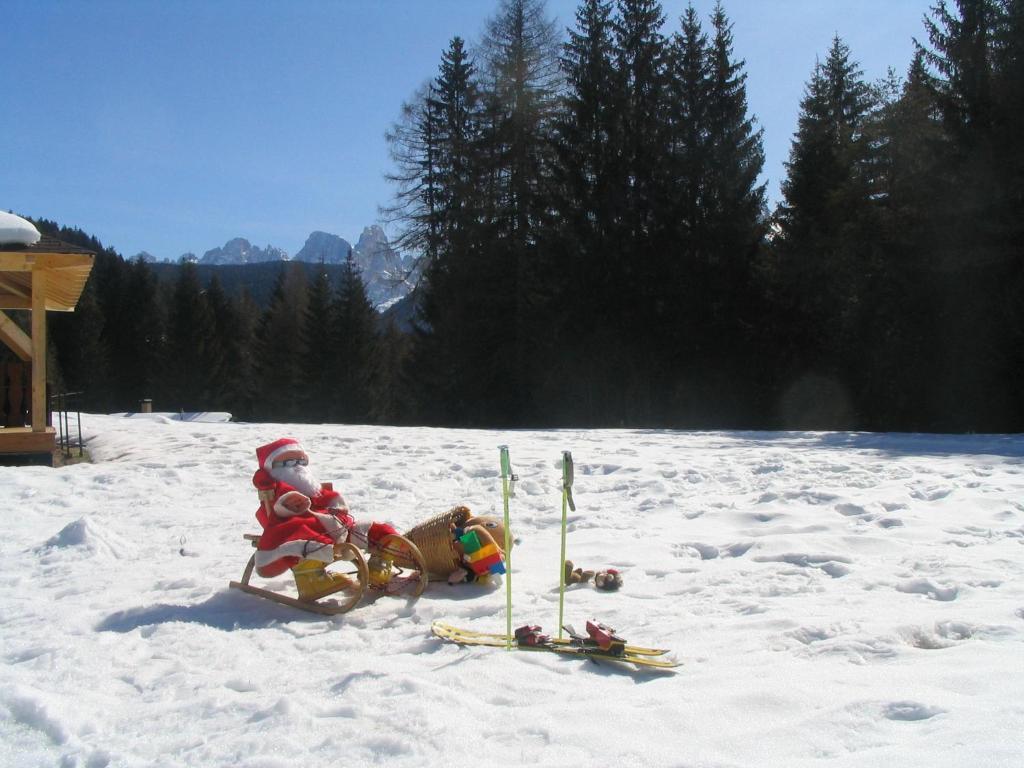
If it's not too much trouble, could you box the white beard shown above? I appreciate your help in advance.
[270,464,321,498]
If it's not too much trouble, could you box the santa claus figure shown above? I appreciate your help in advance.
[252,438,397,601]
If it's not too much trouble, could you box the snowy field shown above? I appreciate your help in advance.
[2,414,1023,767]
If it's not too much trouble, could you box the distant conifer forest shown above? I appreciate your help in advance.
[11,0,1023,432]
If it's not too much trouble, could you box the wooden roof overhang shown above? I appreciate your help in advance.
[0,235,95,311]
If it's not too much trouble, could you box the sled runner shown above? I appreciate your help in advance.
[230,535,370,615]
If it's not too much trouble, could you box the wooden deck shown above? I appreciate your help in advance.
[0,426,56,465]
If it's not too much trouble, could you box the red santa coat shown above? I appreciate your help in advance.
[252,468,355,577]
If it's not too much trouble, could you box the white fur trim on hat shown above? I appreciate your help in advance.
[263,440,305,472]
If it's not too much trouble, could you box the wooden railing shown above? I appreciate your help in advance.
[50,391,84,458]
[1,361,31,428]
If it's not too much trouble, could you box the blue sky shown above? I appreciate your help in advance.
[1,0,935,261]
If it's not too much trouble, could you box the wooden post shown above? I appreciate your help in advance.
[5,362,26,427]
[31,268,47,432]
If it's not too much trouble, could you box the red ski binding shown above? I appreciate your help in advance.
[585,620,627,654]
[514,624,551,647]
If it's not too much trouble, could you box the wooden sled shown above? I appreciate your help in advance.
[230,486,430,613]
[230,536,370,615]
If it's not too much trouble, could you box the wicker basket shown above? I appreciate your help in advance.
[400,505,472,578]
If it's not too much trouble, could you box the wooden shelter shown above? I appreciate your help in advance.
[0,236,95,464]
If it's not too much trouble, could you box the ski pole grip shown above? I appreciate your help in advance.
[499,445,512,478]
[562,451,576,512]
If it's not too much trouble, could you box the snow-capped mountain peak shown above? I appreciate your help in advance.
[293,231,353,265]
[166,228,416,310]
[200,237,288,265]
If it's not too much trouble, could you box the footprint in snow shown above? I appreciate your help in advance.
[911,486,954,502]
[901,621,974,649]
[895,579,959,602]
[753,553,852,578]
[673,542,720,560]
[835,502,870,517]
[673,541,753,561]
[883,701,945,721]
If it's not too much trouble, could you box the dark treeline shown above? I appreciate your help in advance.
[21,221,400,424]
[387,0,1023,431]
[17,0,1023,431]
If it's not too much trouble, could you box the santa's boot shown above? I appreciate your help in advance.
[292,559,351,602]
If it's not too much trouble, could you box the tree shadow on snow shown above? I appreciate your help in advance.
[686,430,1024,459]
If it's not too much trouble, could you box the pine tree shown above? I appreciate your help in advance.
[544,0,630,423]
[554,0,622,256]
[918,0,1003,260]
[778,37,875,248]
[480,0,562,244]
[160,260,219,411]
[391,37,488,424]
[432,36,484,252]
[333,249,378,423]
[704,2,766,258]
[920,0,1000,151]
[660,3,712,410]
[301,264,335,419]
[612,0,672,422]
[772,36,877,427]
[384,84,445,270]
[993,0,1024,210]
[994,0,1024,429]
[846,58,946,429]
[667,5,711,256]
[615,0,671,261]
[663,2,768,425]
[915,0,1022,429]
[477,0,563,423]
[106,257,164,411]
[368,318,412,424]
[252,264,308,422]
[206,275,256,418]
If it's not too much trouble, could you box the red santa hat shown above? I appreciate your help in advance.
[256,438,306,472]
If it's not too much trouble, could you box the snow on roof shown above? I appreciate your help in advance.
[0,210,41,246]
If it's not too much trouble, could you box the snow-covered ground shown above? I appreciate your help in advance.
[2,414,1023,767]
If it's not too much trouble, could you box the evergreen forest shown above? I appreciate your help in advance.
[12,0,1024,432]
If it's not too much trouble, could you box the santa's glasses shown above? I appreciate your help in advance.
[272,457,308,468]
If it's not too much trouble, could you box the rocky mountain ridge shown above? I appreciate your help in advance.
[143,226,417,310]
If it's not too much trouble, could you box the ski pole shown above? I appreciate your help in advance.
[499,445,516,650]
[557,450,576,640]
